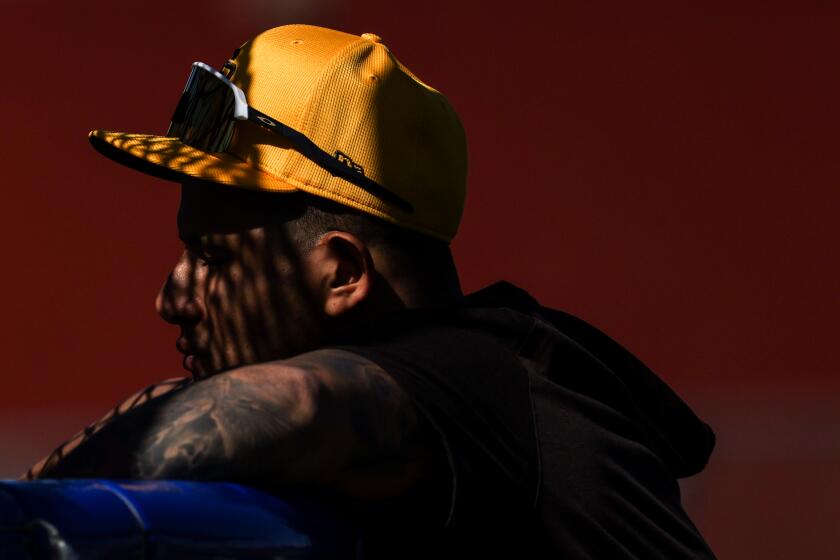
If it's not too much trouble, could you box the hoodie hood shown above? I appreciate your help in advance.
[466,281,716,478]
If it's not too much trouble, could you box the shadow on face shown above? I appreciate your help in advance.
[160,181,330,377]
[161,179,428,378]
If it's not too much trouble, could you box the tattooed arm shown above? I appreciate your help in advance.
[31,350,438,499]
[23,377,192,480]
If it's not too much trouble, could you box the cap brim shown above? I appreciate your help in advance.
[88,130,298,193]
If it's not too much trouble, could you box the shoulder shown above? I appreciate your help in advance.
[281,348,388,374]
[226,349,397,394]
[192,350,413,434]
[243,349,412,414]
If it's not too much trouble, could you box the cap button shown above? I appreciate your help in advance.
[361,33,383,43]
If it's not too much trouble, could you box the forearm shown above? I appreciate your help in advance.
[30,367,316,481]
[25,378,191,480]
[31,351,433,498]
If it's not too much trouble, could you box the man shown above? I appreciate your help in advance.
[27,25,716,558]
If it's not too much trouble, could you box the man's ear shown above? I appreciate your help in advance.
[310,231,373,317]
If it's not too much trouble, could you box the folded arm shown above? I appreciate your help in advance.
[29,349,438,499]
[24,377,191,480]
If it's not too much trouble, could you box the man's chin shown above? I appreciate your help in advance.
[183,354,215,379]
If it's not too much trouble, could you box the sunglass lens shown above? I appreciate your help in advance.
[167,65,237,153]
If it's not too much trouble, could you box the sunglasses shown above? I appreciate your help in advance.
[167,62,413,213]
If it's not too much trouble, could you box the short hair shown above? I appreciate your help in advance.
[271,192,459,287]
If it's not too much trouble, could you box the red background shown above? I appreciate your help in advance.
[1,1,837,557]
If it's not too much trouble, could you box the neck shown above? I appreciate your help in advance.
[370,242,464,310]
[392,277,464,309]
[322,272,463,350]
[348,270,464,329]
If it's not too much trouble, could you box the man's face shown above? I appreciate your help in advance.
[156,182,327,378]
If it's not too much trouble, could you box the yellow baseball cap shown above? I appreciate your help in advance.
[89,24,468,242]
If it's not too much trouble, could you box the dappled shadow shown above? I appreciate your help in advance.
[24,179,405,480]
[28,45,309,476]
[23,378,191,479]
[29,30,423,481]
[88,51,290,194]
[170,181,371,378]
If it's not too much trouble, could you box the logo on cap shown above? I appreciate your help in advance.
[335,151,365,176]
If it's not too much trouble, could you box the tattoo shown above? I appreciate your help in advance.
[133,368,319,481]
[24,378,191,480]
[31,350,435,498]
[136,350,427,491]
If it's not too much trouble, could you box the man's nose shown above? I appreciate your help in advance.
[156,252,205,325]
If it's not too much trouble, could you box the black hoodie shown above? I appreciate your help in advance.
[338,281,716,559]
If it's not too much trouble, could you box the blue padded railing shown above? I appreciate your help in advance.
[0,479,359,559]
